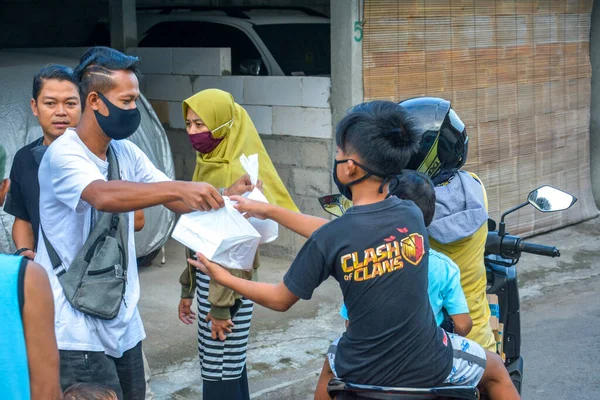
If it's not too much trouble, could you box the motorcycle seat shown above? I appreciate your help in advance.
[327,378,480,400]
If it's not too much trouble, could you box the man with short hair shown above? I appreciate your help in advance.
[5,65,80,260]
[36,46,253,399]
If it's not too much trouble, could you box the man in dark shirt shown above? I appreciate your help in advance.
[190,101,520,399]
[5,65,81,260]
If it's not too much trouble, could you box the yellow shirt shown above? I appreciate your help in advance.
[430,173,496,351]
[430,226,496,351]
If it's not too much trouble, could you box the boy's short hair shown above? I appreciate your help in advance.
[32,64,77,101]
[335,101,421,177]
[74,46,140,106]
[390,171,436,226]
[63,383,118,400]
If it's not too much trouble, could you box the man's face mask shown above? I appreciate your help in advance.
[94,92,141,140]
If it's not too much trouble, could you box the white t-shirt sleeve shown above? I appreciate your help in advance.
[123,141,170,184]
[48,147,106,214]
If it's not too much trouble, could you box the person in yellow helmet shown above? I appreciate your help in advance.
[399,96,496,352]
[176,89,298,399]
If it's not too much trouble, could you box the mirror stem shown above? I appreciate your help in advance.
[499,201,530,236]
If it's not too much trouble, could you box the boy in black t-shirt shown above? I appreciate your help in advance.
[189,101,520,399]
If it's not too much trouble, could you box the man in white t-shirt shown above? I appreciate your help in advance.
[35,46,254,399]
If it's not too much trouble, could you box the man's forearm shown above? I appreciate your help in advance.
[265,205,328,238]
[164,200,194,214]
[12,218,35,250]
[219,274,295,312]
[83,180,184,213]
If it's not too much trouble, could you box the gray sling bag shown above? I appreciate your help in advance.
[41,145,129,320]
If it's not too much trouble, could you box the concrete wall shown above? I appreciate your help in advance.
[135,47,333,257]
[330,0,363,130]
[591,0,600,207]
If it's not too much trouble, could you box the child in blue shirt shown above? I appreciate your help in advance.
[339,171,472,336]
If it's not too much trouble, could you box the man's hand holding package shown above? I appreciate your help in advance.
[179,182,224,211]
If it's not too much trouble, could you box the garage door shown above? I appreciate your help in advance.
[363,0,597,236]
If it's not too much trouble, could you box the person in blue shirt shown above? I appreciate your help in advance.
[339,171,473,336]
[0,144,62,399]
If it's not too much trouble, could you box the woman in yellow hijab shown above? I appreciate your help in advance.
[177,89,297,399]
[184,88,298,210]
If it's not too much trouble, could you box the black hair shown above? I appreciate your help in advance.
[390,171,436,226]
[32,65,78,101]
[335,101,422,178]
[74,46,140,107]
[63,383,117,400]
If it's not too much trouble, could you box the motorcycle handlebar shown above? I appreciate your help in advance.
[486,232,561,259]
[518,241,560,258]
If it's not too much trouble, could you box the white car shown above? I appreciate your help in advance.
[136,6,331,76]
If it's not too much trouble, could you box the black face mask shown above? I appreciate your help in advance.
[94,92,141,140]
[333,159,392,201]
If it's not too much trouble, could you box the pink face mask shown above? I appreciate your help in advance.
[188,131,223,154]
[188,117,234,154]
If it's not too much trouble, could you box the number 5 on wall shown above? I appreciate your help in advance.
[354,21,364,42]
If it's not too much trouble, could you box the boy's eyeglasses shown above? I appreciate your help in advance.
[318,194,353,218]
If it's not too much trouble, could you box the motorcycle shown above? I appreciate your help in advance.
[318,185,577,399]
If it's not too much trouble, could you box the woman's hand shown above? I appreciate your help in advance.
[178,298,196,325]
[187,253,231,284]
[205,313,235,341]
[229,195,273,220]
[223,174,254,196]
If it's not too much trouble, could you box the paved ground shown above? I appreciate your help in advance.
[521,275,600,400]
[138,217,600,399]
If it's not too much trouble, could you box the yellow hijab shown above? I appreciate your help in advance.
[182,89,298,212]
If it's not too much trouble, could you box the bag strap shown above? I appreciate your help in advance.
[42,144,121,277]
[41,226,65,276]
[106,144,121,181]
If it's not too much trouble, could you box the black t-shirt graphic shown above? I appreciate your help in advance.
[5,138,44,248]
[284,196,453,387]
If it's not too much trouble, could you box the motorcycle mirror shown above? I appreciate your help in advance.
[527,185,577,213]
[318,194,353,218]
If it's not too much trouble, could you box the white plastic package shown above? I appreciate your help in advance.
[171,198,261,271]
[239,154,279,244]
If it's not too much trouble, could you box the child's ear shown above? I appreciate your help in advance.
[345,160,358,176]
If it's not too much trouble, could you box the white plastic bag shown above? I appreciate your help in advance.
[171,198,261,271]
[239,154,279,244]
